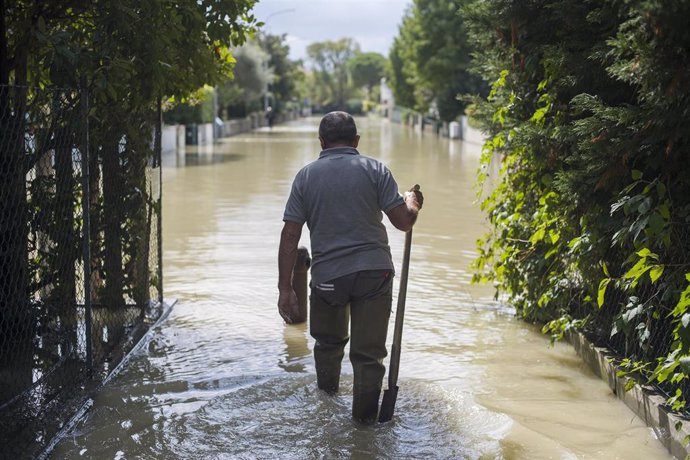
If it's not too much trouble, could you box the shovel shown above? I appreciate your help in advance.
[379,216,414,423]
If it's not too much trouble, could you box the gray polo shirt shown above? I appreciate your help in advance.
[283,146,405,285]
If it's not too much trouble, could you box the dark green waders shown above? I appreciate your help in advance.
[309,270,393,423]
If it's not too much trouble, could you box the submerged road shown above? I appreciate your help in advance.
[54,117,670,459]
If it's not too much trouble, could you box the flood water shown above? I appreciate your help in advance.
[54,117,671,459]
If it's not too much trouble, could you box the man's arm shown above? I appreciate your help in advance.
[386,187,423,232]
[277,220,303,323]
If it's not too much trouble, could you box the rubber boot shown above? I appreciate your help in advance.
[352,389,381,424]
[316,366,340,395]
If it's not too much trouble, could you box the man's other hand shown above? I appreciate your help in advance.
[404,184,423,211]
[278,288,300,324]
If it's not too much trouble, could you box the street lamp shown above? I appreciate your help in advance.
[264,8,296,22]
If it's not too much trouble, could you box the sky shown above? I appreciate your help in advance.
[250,0,412,62]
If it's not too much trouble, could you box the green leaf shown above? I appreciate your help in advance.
[598,278,610,308]
[657,361,680,383]
[674,287,690,317]
[602,262,610,277]
[649,265,664,283]
[659,203,671,220]
[530,107,546,124]
[635,247,652,258]
[656,181,666,197]
[624,378,636,391]
[530,227,546,245]
[647,212,665,236]
[549,230,560,244]
[544,247,559,259]
[623,258,651,280]
[672,296,690,318]
[632,170,643,180]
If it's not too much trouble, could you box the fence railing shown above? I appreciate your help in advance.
[0,84,164,458]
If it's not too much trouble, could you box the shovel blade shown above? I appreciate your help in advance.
[378,385,399,423]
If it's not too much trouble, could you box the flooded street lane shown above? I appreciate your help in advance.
[54,118,670,459]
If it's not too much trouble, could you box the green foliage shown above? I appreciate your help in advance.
[257,32,305,114]
[163,86,216,125]
[217,41,273,118]
[388,34,416,109]
[348,52,386,100]
[389,0,487,121]
[1,0,258,308]
[307,38,360,108]
[468,0,690,411]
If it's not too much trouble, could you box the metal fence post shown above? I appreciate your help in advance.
[79,79,93,372]
[156,98,163,305]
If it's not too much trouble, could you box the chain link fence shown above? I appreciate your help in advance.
[580,225,690,415]
[0,85,163,458]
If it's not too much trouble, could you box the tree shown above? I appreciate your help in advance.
[388,35,416,109]
[466,0,690,410]
[257,32,304,113]
[0,0,259,395]
[307,38,360,109]
[390,0,486,121]
[348,52,387,101]
[217,41,274,118]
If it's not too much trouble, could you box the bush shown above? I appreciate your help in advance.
[467,0,690,411]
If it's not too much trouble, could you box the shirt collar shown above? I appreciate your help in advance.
[318,146,360,159]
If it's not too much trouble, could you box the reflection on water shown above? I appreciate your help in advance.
[53,117,671,459]
[279,322,310,373]
[179,152,246,167]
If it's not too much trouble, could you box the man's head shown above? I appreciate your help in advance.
[318,111,359,149]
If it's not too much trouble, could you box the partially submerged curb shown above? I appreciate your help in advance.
[567,330,690,459]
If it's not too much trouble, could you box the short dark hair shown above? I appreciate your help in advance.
[318,111,357,145]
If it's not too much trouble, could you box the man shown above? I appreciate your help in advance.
[277,111,423,423]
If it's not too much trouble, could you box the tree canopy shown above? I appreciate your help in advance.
[0,0,259,357]
[307,38,360,109]
[348,51,387,99]
[467,0,690,411]
[1,0,258,97]
[257,32,305,113]
[388,0,486,121]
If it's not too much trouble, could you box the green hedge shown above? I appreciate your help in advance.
[466,1,690,411]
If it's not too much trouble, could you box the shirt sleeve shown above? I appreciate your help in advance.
[378,164,405,212]
[283,172,307,224]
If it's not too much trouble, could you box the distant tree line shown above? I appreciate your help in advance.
[303,38,387,114]
[190,35,389,118]
[164,31,305,124]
